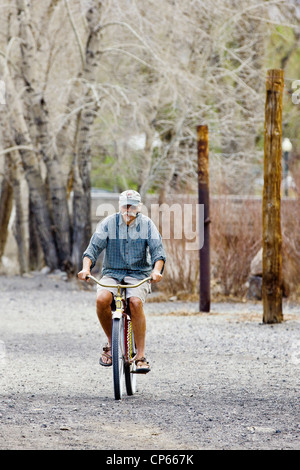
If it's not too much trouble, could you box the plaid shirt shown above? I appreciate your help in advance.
[83,212,166,282]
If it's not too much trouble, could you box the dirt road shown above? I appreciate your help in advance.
[0,273,299,450]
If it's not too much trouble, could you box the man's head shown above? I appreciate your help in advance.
[119,190,142,224]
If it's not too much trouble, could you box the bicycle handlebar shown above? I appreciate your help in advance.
[87,274,152,289]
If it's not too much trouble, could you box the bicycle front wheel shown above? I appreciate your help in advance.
[125,319,137,396]
[111,317,125,400]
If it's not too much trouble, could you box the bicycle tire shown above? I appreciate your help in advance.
[125,319,137,395]
[112,317,125,400]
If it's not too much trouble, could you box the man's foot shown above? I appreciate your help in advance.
[134,357,151,374]
[99,344,112,367]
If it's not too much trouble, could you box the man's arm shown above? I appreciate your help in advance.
[147,219,166,283]
[77,256,92,281]
[77,216,112,281]
[151,259,164,283]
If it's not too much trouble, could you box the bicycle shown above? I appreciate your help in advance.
[87,274,152,400]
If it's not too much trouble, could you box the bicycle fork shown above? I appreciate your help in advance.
[112,294,132,365]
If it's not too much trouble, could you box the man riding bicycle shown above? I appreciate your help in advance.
[78,190,166,373]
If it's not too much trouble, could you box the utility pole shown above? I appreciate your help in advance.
[262,69,284,324]
[197,125,210,312]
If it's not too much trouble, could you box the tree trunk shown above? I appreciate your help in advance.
[4,69,59,270]
[28,198,43,271]
[0,111,29,274]
[16,0,71,270]
[71,109,93,270]
[11,151,29,274]
[71,1,103,270]
[0,157,13,262]
[18,144,59,270]
[30,96,72,269]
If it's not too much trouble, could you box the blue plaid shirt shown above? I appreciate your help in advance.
[83,212,166,282]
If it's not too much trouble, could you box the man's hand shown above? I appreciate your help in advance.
[151,259,164,283]
[77,269,91,281]
[151,270,163,283]
[78,256,92,281]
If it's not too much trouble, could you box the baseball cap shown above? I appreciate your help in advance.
[119,189,142,207]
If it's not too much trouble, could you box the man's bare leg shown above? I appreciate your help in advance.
[128,296,147,363]
[96,290,113,364]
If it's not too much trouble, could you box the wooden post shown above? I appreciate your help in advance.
[262,69,284,324]
[0,161,13,260]
[197,125,210,312]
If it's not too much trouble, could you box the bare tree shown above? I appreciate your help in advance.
[71,0,104,270]
[0,0,299,275]
[16,0,71,268]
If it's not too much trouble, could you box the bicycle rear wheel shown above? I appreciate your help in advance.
[125,319,137,395]
[111,317,125,400]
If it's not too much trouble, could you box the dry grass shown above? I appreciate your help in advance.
[210,197,262,296]
[157,195,300,300]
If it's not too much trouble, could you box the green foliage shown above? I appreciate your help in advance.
[91,152,139,191]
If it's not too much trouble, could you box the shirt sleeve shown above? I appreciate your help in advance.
[82,219,109,269]
[147,219,166,269]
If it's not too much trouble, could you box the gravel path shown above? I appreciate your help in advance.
[0,273,299,450]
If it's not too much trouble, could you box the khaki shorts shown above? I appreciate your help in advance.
[96,275,151,303]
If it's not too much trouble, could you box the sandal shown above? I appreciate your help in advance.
[134,357,151,374]
[99,345,112,367]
